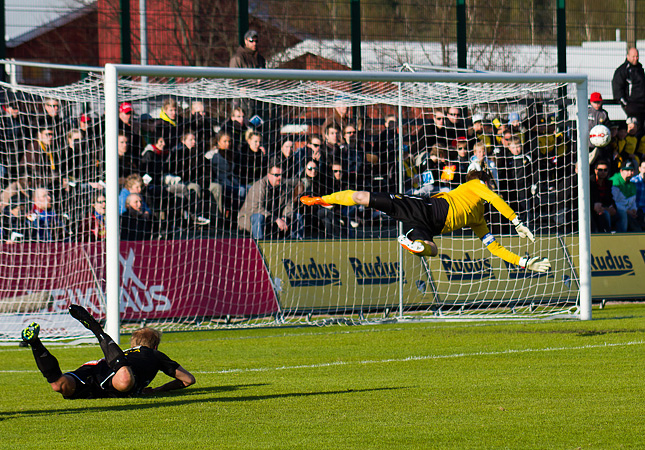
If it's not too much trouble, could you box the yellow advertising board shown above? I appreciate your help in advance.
[575,233,645,298]
[259,236,580,311]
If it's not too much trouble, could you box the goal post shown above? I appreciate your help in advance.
[103,65,591,342]
[0,63,591,343]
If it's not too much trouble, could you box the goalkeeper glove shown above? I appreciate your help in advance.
[519,256,551,273]
[512,217,535,242]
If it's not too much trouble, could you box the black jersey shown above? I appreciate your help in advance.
[65,346,179,399]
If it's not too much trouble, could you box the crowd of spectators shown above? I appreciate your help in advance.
[4,40,644,242]
[0,88,588,243]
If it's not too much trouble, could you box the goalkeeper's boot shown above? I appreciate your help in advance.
[397,235,426,255]
[69,304,102,335]
[300,195,331,207]
[21,322,40,344]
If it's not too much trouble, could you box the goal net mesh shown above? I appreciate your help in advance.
[0,71,582,341]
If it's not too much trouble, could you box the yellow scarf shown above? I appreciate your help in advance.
[160,109,176,126]
[40,140,56,170]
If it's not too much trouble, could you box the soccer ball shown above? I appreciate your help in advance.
[589,124,611,148]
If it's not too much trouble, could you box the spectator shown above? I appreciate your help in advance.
[117,132,141,184]
[294,159,324,237]
[118,174,152,216]
[617,117,644,164]
[168,130,212,225]
[497,137,535,227]
[0,175,30,211]
[117,102,145,157]
[321,123,341,168]
[322,98,351,136]
[507,112,527,145]
[21,127,64,189]
[27,187,68,242]
[610,160,641,232]
[235,129,266,188]
[444,106,466,144]
[0,98,26,181]
[631,159,645,228]
[588,92,611,129]
[612,47,645,129]
[78,113,101,153]
[156,98,182,150]
[368,114,399,191]
[62,128,84,185]
[1,194,29,243]
[337,123,364,184]
[274,138,299,180]
[318,161,359,236]
[39,97,65,148]
[182,100,215,148]
[141,135,168,187]
[206,131,244,219]
[298,159,324,195]
[454,137,471,185]
[590,160,617,233]
[77,193,106,242]
[420,147,453,195]
[120,193,153,241]
[220,106,249,151]
[420,108,449,150]
[467,142,499,189]
[229,30,266,69]
[588,92,612,165]
[469,114,493,153]
[237,159,302,239]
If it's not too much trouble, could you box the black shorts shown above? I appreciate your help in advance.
[369,193,449,242]
[64,360,124,399]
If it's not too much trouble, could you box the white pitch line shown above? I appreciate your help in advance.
[3,340,644,376]
[194,339,645,375]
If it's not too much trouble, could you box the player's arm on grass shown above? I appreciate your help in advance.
[146,366,196,394]
[472,180,535,242]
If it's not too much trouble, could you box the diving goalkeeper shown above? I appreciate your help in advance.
[301,170,550,272]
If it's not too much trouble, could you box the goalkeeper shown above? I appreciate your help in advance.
[301,170,550,272]
[21,305,195,399]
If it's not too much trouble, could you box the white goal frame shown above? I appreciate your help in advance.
[104,64,591,343]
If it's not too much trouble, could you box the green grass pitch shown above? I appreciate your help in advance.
[2,303,645,449]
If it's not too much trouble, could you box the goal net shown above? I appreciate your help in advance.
[0,66,590,342]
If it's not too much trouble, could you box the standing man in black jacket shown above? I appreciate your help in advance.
[612,47,645,130]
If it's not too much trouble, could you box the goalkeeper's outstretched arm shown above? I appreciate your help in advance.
[477,227,550,273]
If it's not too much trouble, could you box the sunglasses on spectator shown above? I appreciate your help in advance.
[310,143,321,147]
[595,168,608,172]
[247,38,257,42]
[345,131,356,135]
[269,172,282,177]
[332,169,342,173]
[306,166,317,170]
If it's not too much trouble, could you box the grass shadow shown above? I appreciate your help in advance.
[0,385,409,421]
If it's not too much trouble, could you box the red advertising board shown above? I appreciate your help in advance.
[0,239,278,320]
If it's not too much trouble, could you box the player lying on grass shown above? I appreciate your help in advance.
[301,169,550,272]
[21,305,195,399]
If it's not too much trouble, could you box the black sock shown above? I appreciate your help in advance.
[30,339,63,383]
[97,333,128,372]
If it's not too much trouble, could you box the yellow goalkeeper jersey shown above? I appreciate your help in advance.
[433,179,521,265]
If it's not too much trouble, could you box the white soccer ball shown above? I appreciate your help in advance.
[589,124,611,148]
